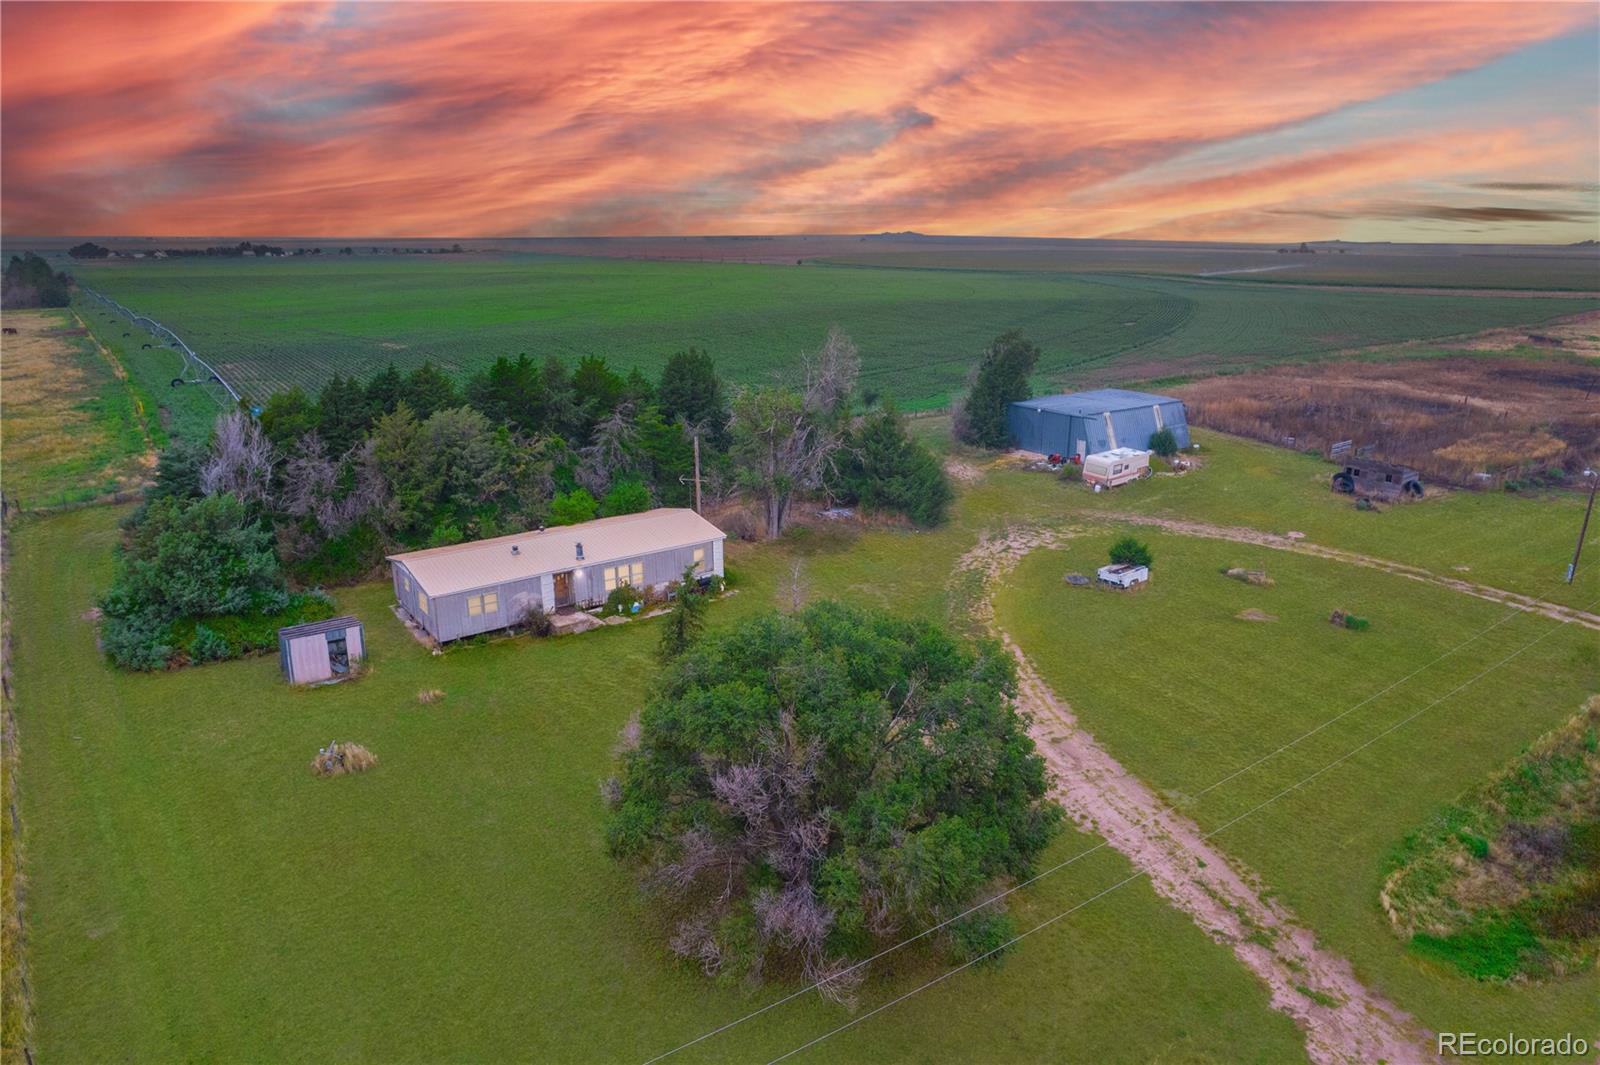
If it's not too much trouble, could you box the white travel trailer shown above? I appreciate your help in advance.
[1082,447,1152,488]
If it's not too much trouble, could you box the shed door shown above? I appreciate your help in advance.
[288,635,334,683]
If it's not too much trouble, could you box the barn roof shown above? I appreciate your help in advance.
[1010,389,1182,416]
[388,508,725,597]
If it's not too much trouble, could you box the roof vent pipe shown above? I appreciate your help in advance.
[511,544,520,555]
[576,541,585,561]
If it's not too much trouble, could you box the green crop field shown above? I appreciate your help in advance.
[75,256,1598,408]
[996,532,1600,1053]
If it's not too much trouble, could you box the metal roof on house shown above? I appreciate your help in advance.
[387,508,725,598]
[1009,389,1181,416]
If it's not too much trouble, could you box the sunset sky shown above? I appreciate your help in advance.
[2,1,1596,242]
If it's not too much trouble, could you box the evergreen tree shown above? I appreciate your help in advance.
[365,363,405,417]
[955,330,1041,449]
[402,360,462,419]
[537,356,581,440]
[833,405,953,527]
[656,564,708,663]
[466,353,545,434]
[572,355,626,437]
[635,405,695,508]
[659,347,730,447]
[316,374,372,456]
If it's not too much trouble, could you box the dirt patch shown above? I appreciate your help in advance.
[943,458,984,484]
[954,528,1431,1064]
[1453,309,1600,358]
[1236,608,1278,622]
[1175,354,1600,486]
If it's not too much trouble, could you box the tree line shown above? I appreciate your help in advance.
[2,252,73,309]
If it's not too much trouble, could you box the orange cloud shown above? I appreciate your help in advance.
[1,2,1595,239]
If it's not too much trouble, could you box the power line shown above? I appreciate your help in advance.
[760,593,1598,1064]
[641,560,1594,1064]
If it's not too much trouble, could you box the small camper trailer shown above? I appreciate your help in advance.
[1097,563,1149,588]
[1082,448,1152,488]
[278,616,364,684]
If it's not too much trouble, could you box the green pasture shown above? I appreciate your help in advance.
[0,309,152,509]
[77,256,1596,406]
[995,533,1599,1056]
[7,506,1306,1064]
[9,426,1597,1063]
[70,300,228,443]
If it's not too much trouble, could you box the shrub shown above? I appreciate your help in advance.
[1344,614,1371,631]
[187,625,231,663]
[1058,461,1082,483]
[520,605,554,638]
[1148,427,1178,457]
[99,611,174,671]
[948,909,1016,964]
[599,479,651,517]
[1108,536,1153,568]
[604,583,644,617]
[549,488,598,526]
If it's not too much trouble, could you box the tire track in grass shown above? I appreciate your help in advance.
[958,526,1432,1065]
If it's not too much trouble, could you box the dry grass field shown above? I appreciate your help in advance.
[1175,349,1600,487]
[0,310,155,509]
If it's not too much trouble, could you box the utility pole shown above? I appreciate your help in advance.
[692,433,702,515]
[1568,468,1597,584]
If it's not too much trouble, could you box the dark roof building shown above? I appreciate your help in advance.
[1007,388,1190,458]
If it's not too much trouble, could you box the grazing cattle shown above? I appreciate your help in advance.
[1,327,17,335]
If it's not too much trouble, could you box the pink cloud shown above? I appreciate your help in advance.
[2,2,1594,238]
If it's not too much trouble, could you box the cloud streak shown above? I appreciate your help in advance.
[2,1,1595,240]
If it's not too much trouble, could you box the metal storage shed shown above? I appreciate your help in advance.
[278,616,364,684]
[1007,389,1190,458]
[387,507,727,643]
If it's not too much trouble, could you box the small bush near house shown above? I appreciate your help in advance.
[1059,461,1082,483]
[311,742,378,777]
[519,606,555,638]
[1148,427,1178,457]
[1108,536,1153,569]
[603,584,644,617]
[186,625,231,663]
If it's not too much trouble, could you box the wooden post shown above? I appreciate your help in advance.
[1567,470,1597,584]
[692,433,702,514]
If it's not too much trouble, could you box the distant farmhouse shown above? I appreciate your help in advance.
[1007,388,1190,460]
[388,508,726,642]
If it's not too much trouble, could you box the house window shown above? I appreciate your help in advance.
[693,547,705,569]
[468,595,482,617]
[603,563,645,593]
[469,592,500,616]
[402,575,410,592]
[417,591,429,615]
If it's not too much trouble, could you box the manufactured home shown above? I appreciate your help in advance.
[278,616,364,684]
[1083,447,1152,488]
[387,508,726,643]
[1007,389,1189,460]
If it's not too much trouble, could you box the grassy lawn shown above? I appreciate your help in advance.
[78,255,1596,406]
[0,309,154,509]
[995,531,1600,1055]
[8,506,1307,1064]
[1028,428,1599,612]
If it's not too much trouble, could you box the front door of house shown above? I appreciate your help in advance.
[553,571,575,607]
